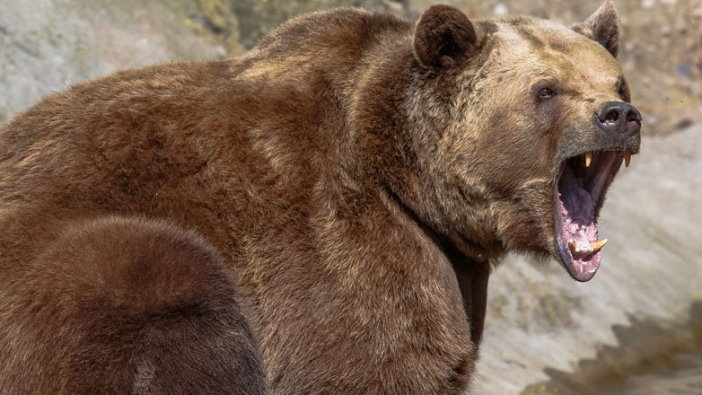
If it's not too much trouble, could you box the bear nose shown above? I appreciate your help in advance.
[595,101,642,137]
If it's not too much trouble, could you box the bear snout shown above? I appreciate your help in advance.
[594,101,642,138]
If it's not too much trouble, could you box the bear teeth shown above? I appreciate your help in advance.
[582,150,633,170]
[591,238,607,253]
[567,238,607,255]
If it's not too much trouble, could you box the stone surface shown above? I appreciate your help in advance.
[0,0,226,123]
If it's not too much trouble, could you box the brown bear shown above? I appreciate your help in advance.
[0,1,641,393]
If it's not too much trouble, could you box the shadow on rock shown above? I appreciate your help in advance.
[521,301,702,395]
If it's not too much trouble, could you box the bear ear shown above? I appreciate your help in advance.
[413,5,481,71]
[572,1,620,57]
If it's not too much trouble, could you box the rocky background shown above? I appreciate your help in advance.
[3,0,700,134]
[1,1,700,394]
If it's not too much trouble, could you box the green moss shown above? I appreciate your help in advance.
[159,0,243,54]
[231,0,406,49]
[194,0,242,51]
[159,0,408,54]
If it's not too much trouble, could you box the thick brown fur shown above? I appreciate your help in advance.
[0,216,266,394]
[0,2,631,393]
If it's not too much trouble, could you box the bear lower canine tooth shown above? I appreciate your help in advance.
[568,239,607,255]
[591,239,608,253]
[568,240,578,254]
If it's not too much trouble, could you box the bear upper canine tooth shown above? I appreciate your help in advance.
[624,152,631,167]
[585,152,593,168]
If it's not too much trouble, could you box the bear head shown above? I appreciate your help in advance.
[391,1,641,282]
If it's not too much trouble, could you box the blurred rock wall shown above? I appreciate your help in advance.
[2,1,699,133]
[0,0,227,124]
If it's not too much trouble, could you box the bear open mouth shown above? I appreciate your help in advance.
[554,150,631,282]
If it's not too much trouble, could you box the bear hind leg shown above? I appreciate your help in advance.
[2,216,266,394]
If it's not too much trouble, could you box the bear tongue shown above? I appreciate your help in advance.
[559,166,594,221]
[557,164,607,278]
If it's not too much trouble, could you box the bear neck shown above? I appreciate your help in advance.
[348,31,506,264]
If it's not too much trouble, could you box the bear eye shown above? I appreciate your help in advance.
[538,87,556,101]
[617,80,629,100]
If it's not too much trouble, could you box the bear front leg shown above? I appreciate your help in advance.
[0,216,266,394]
[453,259,490,345]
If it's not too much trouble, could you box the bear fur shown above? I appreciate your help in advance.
[0,2,639,393]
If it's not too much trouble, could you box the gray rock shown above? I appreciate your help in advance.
[0,0,226,123]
